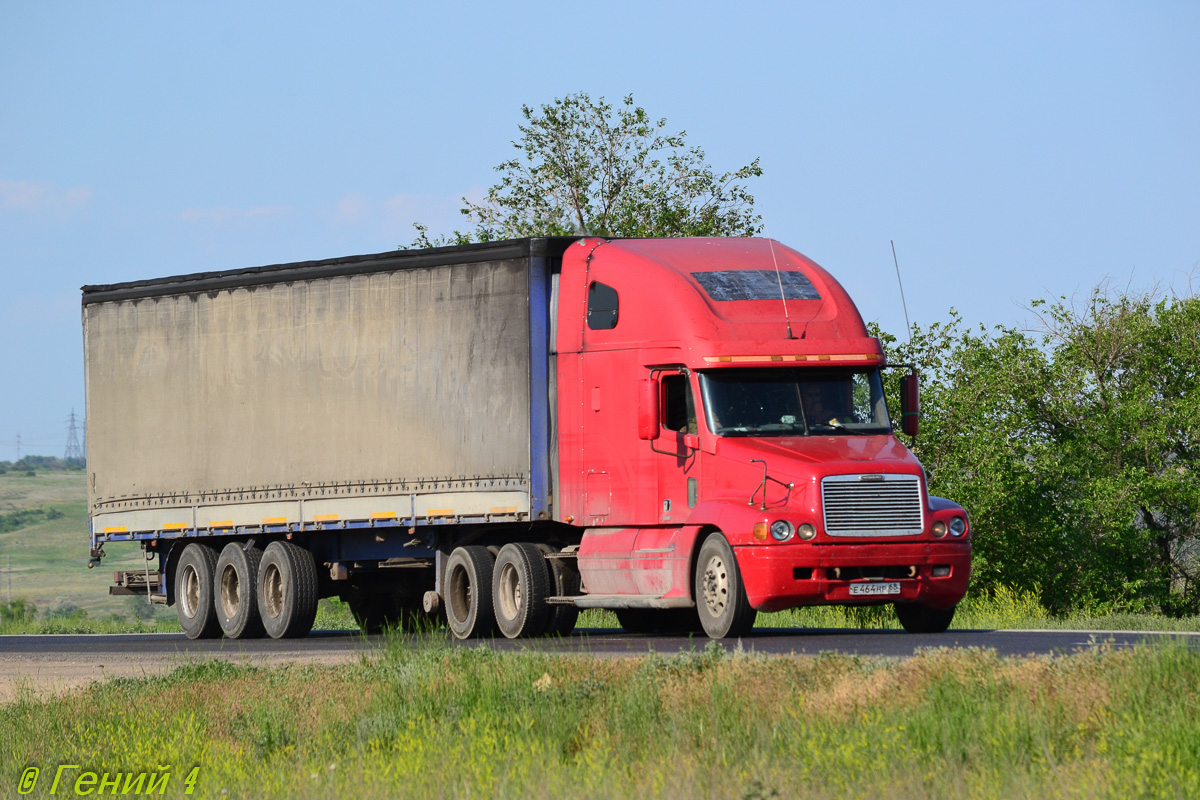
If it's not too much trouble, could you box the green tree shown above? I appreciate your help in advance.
[410,92,763,246]
[880,286,1200,615]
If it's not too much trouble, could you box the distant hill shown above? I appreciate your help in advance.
[0,469,170,620]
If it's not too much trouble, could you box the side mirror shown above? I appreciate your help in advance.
[899,372,920,439]
[637,378,660,441]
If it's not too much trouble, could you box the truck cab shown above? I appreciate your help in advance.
[554,237,971,637]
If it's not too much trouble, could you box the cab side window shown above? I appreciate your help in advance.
[662,374,697,434]
[587,282,619,330]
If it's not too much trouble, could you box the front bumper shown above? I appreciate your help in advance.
[735,541,971,612]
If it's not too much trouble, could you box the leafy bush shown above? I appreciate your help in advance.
[0,598,36,623]
[877,287,1200,615]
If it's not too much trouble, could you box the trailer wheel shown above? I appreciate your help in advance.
[694,533,757,639]
[175,543,222,640]
[257,541,318,639]
[492,543,551,639]
[215,543,265,639]
[895,602,956,633]
[444,546,497,639]
[535,544,579,637]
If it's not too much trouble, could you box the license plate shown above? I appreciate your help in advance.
[849,582,901,596]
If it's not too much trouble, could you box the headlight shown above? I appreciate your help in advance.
[770,520,794,541]
[949,516,967,537]
[932,520,947,538]
[797,523,817,540]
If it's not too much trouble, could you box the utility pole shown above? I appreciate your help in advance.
[14,433,21,462]
[6,555,10,604]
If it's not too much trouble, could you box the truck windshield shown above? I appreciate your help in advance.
[698,368,891,436]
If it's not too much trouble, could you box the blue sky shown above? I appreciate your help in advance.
[2,1,1197,459]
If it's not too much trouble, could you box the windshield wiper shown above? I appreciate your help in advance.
[813,419,870,435]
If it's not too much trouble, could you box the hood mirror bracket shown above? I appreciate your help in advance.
[749,458,795,511]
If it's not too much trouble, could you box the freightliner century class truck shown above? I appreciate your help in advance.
[82,237,971,640]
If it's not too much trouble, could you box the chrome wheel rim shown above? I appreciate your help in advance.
[263,563,284,619]
[497,562,522,621]
[220,564,240,619]
[180,564,201,619]
[447,564,471,625]
[701,554,729,616]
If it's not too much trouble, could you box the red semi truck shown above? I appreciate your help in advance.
[83,236,970,640]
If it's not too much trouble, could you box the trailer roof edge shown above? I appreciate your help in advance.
[81,236,581,305]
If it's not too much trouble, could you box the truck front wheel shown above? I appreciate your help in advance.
[176,543,222,640]
[444,546,497,639]
[895,602,956,633]
[694,533,757,639]
[257,541,318,639]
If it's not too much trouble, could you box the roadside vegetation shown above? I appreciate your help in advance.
[4,638,1197,799]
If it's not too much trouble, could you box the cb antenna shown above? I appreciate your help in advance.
[890,240,912,346]
[766,235,796,339]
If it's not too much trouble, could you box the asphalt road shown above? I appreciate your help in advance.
[3,627,1198,660]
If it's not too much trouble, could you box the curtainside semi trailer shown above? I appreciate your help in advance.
[82,236,971,640]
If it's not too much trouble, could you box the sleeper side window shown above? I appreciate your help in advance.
[587,281,619,330]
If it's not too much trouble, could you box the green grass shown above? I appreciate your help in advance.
[2,639,1197,798]
[0,470,161,620]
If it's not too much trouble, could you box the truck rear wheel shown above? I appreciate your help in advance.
[895,602,956,633]
[444,546,496,639]
[492,543,551,639]
[176,543,222,639]
[215,543,265,639]
[257,541,318,639]
[694,533,757,639]
[535,544,579,637]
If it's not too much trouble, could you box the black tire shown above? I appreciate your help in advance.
[257,540,319,639]
[492,543,551,639]
[347,591,425,634]
[215,543,265,639]
[895,602,957,633]
[694,533,757,639]
[175,543,222,640]
[535,544,580,637]
[444,546,497,639]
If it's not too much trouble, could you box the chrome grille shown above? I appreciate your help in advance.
[821,474,924,537]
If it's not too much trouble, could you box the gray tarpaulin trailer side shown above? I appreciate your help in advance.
[82,238,577,631]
